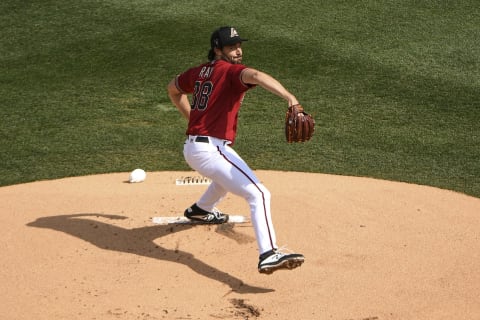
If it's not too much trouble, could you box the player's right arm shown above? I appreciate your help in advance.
[167,77,191,120]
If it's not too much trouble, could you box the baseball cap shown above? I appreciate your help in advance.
[211,26,248,49]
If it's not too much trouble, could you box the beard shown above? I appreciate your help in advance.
[219,50,243,64]
[230,56,243,64]
[220,55,242,64]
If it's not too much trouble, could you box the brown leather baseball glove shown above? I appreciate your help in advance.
[285,104,315,143]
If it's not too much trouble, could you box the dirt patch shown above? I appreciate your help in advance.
[1,170,480,319]
[230,298,261,318]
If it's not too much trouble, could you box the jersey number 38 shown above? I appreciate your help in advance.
[191,81,213,111]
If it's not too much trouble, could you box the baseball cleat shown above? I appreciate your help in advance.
[184,203,229,224]
[258,249,305,274]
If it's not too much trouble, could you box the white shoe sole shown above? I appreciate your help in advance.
[258,257,304,274]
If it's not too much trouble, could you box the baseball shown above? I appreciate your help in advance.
[129,168,146,183]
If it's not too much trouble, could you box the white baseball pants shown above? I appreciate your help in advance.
[183,135,277,255]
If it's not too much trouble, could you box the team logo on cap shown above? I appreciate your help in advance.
[230,28,239,38]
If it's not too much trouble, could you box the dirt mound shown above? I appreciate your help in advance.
[1,170,479,319]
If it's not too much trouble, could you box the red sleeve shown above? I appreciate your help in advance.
[228,64,254,89]
[175,66,199,94]
[228,64,249,89]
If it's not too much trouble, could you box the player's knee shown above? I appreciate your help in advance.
[261,186,271,201]
[245,183,270,202]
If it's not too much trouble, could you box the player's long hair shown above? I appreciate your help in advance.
[208,49,215,61]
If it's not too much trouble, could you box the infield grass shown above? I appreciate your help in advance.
[1,0,479,197]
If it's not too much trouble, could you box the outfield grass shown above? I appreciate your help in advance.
[1,0,479,197]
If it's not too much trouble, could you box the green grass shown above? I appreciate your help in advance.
[1,0,479,197]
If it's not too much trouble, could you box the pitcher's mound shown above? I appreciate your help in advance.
[1,170,479,319]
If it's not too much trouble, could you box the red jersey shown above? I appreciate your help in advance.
[175,59,255,144]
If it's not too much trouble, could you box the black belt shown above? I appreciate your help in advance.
[193,136,229,146]
[195,136,209,143]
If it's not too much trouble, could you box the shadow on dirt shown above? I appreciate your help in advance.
[27,213,273,294]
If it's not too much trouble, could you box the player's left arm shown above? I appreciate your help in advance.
[241,68,299,107]
[167,78,191,119]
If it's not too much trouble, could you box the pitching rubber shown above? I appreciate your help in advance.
[152,215,248,225]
